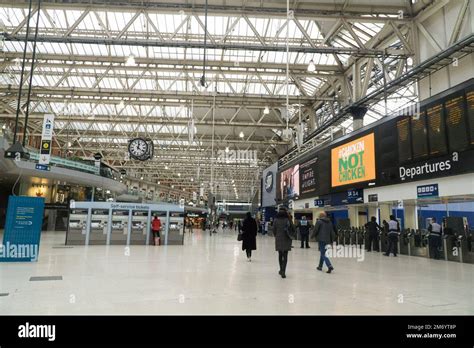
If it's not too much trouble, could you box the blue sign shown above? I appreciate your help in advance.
[417,184,439,198]
[35,164,50,171]
[347,189,364,204]
[0,196,44,262]
[314,199,325,207]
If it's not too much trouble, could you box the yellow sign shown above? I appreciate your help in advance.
[331,133,376,187]
[42,142,49,149]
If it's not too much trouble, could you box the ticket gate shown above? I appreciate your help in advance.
[443,234,462,262]
[130,210,148,245]
[356,228,365,249]
[409,229,428,257]
[89,209,108,245]
[110,210,129,245]
[344,229,351,245]
[66,209,88,245]
[399,229,410,255]
[380,232,388,253]
[459,232,474,264]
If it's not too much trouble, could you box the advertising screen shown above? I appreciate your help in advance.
[279,164,300,201]
[261,162,278,207]
[331,133,376,187]
[299,157,318,197]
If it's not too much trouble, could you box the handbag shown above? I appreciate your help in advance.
[237,233,243,241]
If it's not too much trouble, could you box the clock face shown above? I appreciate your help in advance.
[129,138,148,158]
[265,171,273,192]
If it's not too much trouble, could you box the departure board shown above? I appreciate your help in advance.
[397,118,412,162]
[467,89,474,145]
[410,111,429,159]
[426,103,447,155]
[445,94,468,151]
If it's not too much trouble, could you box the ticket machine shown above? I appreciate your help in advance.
[110,210,129,245]
[167,211,185,245]
[130,210,148,245]
[66,209,88,245]
[89,209,108,245]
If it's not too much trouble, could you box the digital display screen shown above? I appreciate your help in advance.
[279,164,300,200]
[466,89,474,145]
[397,118,412,162]
[426,103,447,155]
[410,111,429,159]
[445,94,468,151]
[299,157,318,196]
[331,133,376,187]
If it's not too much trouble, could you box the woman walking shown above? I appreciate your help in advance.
[241,212,257,261]
[273,207,294,278]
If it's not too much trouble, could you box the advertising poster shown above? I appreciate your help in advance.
[261,162,278,207]
[1,196,45,262]
[279,164,300,201]
[299,157,318,197]
[331,133,376,187]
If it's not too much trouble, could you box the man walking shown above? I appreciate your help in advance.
[311,212,335,274]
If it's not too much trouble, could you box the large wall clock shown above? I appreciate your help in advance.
[128,138,154,161]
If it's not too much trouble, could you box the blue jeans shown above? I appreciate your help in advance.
[318,241,332,268]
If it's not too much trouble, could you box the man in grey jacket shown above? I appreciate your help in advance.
[311,212,336,274]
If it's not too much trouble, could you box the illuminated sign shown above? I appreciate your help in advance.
[331,133,376,187]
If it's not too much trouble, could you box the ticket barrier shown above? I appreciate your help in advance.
[399,229,410,255]
[409,229,428,257]
[380,231,388,254]
[356,228,365,249]
[344,229,351,245]
[443,234,462,262]
[66,209,88,245]
[336,229,344,245]
[460,231,474,264]
[89,209,108,245]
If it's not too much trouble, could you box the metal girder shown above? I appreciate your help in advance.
[2,0,415,21]
[2,33,410,57]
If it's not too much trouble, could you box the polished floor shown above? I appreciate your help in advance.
[0,228,473,315]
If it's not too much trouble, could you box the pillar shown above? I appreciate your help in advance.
[403,201,417,229]
[348,206,359,227]
[348,106,368,131]
[379,203,392,224]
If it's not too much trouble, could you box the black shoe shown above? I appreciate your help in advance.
[316,266,322,271]
[384,253,389,256]
[300,246,304,248]
[278,270,282,275]
[394,254,397,257]
[327,266,334,274]
[281,273,286,278]
[305,245,310,249]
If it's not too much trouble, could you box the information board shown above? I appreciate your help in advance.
[426,103,447,155]
[445,94,468,151]
[410,111,429,159]
[0,196,44,262]
[466,88,474,145]
[397,118,412,162]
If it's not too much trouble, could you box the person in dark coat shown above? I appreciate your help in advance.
[365,216,382,252]
[241,212,257,261]
[311,211,336,273]
[273,207,294,278]
[297,216,311,248]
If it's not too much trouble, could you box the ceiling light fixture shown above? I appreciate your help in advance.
[307,59,316,72]
[239,131,244,138]
[263,106,270,114]
[225,147,229,153]
[118,100,125,109]
[126,54,136,66]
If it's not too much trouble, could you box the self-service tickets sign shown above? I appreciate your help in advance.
[331,133,376,187]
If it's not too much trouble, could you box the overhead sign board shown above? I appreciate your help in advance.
[38,114,54,165]
[417,184,439,198]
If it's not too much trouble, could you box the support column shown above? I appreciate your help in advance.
[403,202,417,229]
[368,205,378,222]
[348,206,358,227]
[348,106,367,131]
[379,203,392,224]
